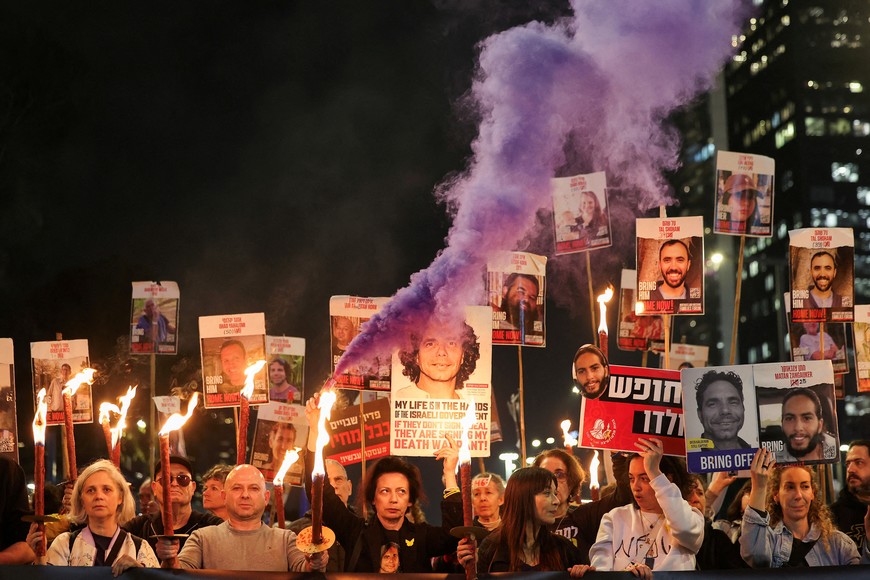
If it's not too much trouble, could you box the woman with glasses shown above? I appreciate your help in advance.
[27,460,158,575]
[740,448,867,567]
[457,467,590,575]
[532,448,632,563]
[589,438,703,578]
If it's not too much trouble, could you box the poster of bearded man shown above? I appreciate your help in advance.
[636,216,704,316]
[788,227,854,323]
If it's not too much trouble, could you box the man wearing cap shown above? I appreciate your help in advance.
[123,455,223,563]
[718,173,762,234]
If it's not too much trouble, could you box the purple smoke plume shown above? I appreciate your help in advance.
[336,0,747,375]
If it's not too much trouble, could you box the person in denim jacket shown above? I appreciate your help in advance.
[740,448,870,567]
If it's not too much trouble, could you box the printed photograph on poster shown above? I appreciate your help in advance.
[714,151,775,237]
[616,270,665,353]
[0,339,18,461]
[578,365,684,456]
[31,339,92,426]
[681,365,758,474]
[486,251,546,347]
[390,305,492,457]
[753,360,840,466]
[789,228,854,323]
[852,305,870,393]
[551,171,612,255]
[665,344,709,371]
[785,292,848,374]
[266,336,305,404]
[130,281,180,355]
[250,402,307,484]
[330,296,391,391]
[636,216,704,315]
[199,313,267,409]
[324,396,391,465]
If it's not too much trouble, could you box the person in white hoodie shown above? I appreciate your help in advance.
[588,438,704,578]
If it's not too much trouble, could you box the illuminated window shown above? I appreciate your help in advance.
[832,162,859,182]
[805,117,825,136]
[858,186,870,205]
[829,118,851,135]
[775,122,795,148]
[850,82,864,93]
[854,120,870,136]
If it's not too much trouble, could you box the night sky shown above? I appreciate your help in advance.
[2,1,737,517]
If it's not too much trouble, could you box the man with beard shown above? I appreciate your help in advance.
[831,440,870,550]
[649,240,696,302]
[493,273,541,336]
[775,387,838,463]
[807,251,847,308]
[694,370,750,450]
[573,344,609,399]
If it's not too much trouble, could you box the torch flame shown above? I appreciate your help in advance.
[273,448,300,487]
[589,450,600,489]
[596,286,614,334]
[634,301,645,316]
[100,386,138,447]
[33,389,48,445]
[458,401,476,465]
[241,360,267,400]
[158,393,199,436]
[312,390,337,477]
[560,419,577,447]
[63,368,97,397]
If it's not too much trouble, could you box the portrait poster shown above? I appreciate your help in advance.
[130,281,180,355]
[785,293,848,375]
[714,151,775,237]
[578,365,684,456]
[0,339,18,461]
[789,227,854,323]
[616,270,665,353]
[329,296,392,391]
[324,396,391,465]
[486,251,546,347]
[551,171,612,255]
[390,306,492,457]
[854,305,870,393]
[665,344,709,371]
[754,360,839,466]
[199,313,267,409]
[251,402,307,484]
[31,339,92,426]
[681,365,759,474]
[265,336,305,404]
[636,216,704,315]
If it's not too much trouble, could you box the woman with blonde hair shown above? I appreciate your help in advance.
[27,460,158,575]
[740,448,868,567]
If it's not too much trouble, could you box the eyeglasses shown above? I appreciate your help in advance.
[159,473,192,487]
[552,469,568,481]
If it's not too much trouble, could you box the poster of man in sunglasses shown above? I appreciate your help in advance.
[714,150,775,237]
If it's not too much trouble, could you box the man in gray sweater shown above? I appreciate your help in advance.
[173,464,328,572]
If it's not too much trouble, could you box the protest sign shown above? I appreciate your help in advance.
[250,401,307,484]
[551,171,612,255]
[199,313,267,409]
[130,281,179,354]
[853,305,870,393]
[330,296,391,391]
[390,306,492,457]
[616,269,664,353]
[0,339,18,461]
[714,151,775,237]
[31,339,92,426]
[487,251,546,347]
[578,365,684,456]
[789,228,854,323]
[266,336,305,404]
[636,216,704,315]
[324,396,390,465]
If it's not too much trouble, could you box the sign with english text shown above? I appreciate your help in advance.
[329,296,392,391]
[31,339,92,426]
[199,313,267,409]
[486,251,547,347]
[636,216,704,316]
[788,227,854,323]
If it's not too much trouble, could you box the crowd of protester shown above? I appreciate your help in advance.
[1,401,869,575]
